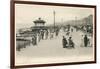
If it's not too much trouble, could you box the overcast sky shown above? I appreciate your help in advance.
[15,4,94,29]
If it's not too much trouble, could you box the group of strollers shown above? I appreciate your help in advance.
[62,36,75,48]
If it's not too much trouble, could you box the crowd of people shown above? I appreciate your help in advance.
[30,28,60,46]
[16,25,93,51]
[62,26,92,49]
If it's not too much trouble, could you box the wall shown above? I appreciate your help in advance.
[0,0,99,69]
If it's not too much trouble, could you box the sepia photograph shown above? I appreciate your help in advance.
[10,1,96,68]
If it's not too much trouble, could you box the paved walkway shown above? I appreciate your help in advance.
[16,29,94,65]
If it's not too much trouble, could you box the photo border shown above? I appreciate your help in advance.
[10,0,97,69]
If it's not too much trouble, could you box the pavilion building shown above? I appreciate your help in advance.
[31,18,47,32]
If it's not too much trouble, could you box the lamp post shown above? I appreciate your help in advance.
[53,11,55,32]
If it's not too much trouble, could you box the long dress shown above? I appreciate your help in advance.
[68,39,74,48]
[84,36,88,47]
[80,36,84,47]
[87,36,92,47]
[62,38,67,48]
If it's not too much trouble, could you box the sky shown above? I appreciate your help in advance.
[15,3,94,30]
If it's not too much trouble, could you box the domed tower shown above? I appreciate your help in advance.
[34,17,45,27]
[31,17,46,32]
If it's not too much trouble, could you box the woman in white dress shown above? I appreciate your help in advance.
[87,35,92,47]
[80,35,84,47]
